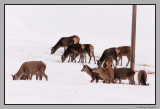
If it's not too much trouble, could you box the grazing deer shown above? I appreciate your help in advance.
[114,68,135,85]
[70,44,96,64]
[61,44,84,63]
[81,65,103,83]
[92,66,114,83]
[97,47,120,68]
[11,61,48,81]
[116,46,131,67]
[51,35,80,54]
[138,70,149,86]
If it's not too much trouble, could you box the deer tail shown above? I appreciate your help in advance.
[42,61,47,68]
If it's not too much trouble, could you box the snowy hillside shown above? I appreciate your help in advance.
[5,5,155,104]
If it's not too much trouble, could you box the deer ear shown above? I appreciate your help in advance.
[11,74,14,77]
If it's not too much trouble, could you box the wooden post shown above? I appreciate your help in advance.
[131,5,137,70]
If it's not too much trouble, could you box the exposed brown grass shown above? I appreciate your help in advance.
[139,64,152,67]
[95,56,100,58]
[148,72,155,74]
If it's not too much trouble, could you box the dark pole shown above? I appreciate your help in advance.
[131,5,137,70]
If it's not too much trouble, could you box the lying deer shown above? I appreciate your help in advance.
[11,61,48,81]
[51,35,80,54]
[116,46,131,67]
[81,65,103,83]
[70,44,96,64]
[97,47,120,68]
[114,68,135,85]
[92,66,114,83]
[61,44,84,63]
[138,70,149,86]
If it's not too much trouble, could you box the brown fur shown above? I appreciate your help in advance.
[73,35,80,44]
[51,35,80,54]
[114,68,135,85]
[97,47,119,68]
[12,61,48,81]
[117,46,131,67]
[92,67,114,83]
[103,60,113,68]
[70,44,96,64]
[138,70,149,86]
[61,44,84,63]
[81,65,103,83]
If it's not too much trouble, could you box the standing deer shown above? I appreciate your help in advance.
[70,44,96,64]
[114,68,135,85]
[51,35,80,54]
[61,44,84,63]
[11,61,48,81]
[138,70,149,86]
[116,46,131,67]
[92,66,114,83]
[97,47,120,68]
[81,65,103,83]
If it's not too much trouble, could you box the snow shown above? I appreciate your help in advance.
[5,5,155,104]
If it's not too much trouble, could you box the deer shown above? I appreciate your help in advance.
[11,61,48,81]
[97,47,120,68]
[81,65,103,83]
[116,46,131,67]
[113,68,135,85]
[138,70,149,86]
[92,66,114,83]
[61,44,84,63]
[50,35,80,54]
[70,44,96,64]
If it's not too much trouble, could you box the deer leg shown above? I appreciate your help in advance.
[40,73,48,81]
[81,54,84,64]
[92,52,96,64]
[73,53,77,63]
[120,56,123,66]
[126,56,130,67]
[88,53,92,64]
[80,53,84,63]
[85,53,87,63]
[68,54,71,63]
[119,79,122,84]
[91,77,96,83]
[36,74,38,80]
[39,74,42,80]
[28,72,32,80]
[78,55,81,63]
[115,59,118,68]
[129,77,135,85]
[96,78,99,83]
[71,53,76,63]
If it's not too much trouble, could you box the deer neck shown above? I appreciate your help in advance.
[53,42,61,52]
[85,66,93,77]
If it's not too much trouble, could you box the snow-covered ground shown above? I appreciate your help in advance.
[5,5,155,104]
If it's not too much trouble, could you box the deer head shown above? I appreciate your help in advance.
[51,47,56,54]
[81,65,87,72]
